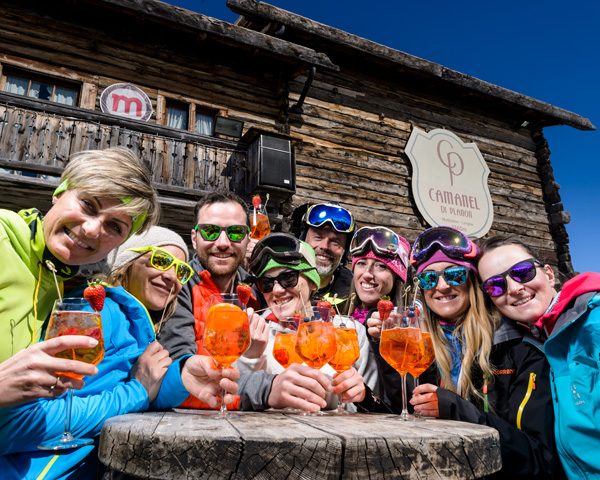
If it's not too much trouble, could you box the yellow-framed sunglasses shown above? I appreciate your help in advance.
[128,246,194,285]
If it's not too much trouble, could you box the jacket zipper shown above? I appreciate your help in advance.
[516,372,536,429]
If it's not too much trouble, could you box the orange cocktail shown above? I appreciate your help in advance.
[295,321,336,369]
[380,327,423,376]
[48,310,105,380]
[250,212,271,240]
[204,303,251,367]
[273,331,303,368]
[329,328,360,373]
[409,331,435,378]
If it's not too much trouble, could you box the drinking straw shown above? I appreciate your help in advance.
[156,284,176,335]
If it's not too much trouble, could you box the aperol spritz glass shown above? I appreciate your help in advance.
[203,294,251,416]
[379,306,423,421]
[329,315,360,414]
[38,298,104,450]
[249,199,271,240]
[272,318,303,369]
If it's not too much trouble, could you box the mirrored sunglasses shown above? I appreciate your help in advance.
[194,224,249,242]
[416,266,469,290]
[257,269,302,293]
[128,246,194,285]
[305,203,354,233]
[481,258,543,297]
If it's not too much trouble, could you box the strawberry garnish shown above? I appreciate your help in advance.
[252,194,262,209]
[316,300,332,321]
[292,312,303,326]
[84,282,106,311]
[377,296,394,321]
[235,283,254,307]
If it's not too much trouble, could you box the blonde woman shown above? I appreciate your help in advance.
[0,227,240,479]
[408,227,564,479]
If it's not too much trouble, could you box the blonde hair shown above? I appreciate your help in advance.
[61,147,159,234]
[109,256,178,329]
[422,273,498,400]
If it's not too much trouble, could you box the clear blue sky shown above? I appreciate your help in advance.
[171,0,599,273]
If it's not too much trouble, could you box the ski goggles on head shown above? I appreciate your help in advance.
[257,269,309,293]
[249,233,306,276]
[410,226,478,265]
[304,203,355,233]
[350,226,409,264]
[194,224,250,243]
[416,266,469,290]
[481,258,543,297]
[128,246,194,285]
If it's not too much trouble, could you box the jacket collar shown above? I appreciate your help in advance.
[19,208,78,278]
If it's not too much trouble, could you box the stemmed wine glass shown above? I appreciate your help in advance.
[329,315,360,414]
[379,305,424,421]
[38,298,104,450]
[203,293,251,417]
[294,307,337,414]
[272,318,303,369]
[408,305,436,419]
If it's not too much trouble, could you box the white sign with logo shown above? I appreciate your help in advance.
[100,83,153,121]
[405,127,494,238]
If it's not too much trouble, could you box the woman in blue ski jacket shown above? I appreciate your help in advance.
[0,226,239,480]
[478,235,600,479]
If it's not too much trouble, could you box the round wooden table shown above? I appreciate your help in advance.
[99,410,501,479]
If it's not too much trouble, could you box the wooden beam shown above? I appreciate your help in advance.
[28,0,338,72]
[228,0,594,131]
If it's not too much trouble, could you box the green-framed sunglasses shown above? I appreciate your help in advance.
[128,246,194,285]
[194,224,250,242]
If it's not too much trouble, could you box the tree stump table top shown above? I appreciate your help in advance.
[99,410,501,479]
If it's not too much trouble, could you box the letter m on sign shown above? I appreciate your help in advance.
[111,94,143,117]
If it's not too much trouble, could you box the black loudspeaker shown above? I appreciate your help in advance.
[245,130,295,197]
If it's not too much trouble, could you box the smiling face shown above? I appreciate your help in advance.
[422,261,471,322]
[478,244,557,324]
[126,245,186,312]
[262,267,313,321]
[43,189,132,265]
[353,258,395,308]
[192,201,249,287]
[305,225,346,280]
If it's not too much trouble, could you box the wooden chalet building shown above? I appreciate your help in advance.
[0,0,594,276]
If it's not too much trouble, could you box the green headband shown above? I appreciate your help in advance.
[54,179,147,236]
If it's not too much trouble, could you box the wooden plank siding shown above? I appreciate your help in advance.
[286,69,558,262]
[0,0,593,277]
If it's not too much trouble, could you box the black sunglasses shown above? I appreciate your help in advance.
[257,269,304,293]
[194,224,249,242]
[481,258,543,297]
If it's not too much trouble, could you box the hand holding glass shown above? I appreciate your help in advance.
[38,298,104,450]
[203,294,250,416]
[379,307,423,420]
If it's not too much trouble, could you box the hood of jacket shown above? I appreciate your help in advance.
[539,272,600,335]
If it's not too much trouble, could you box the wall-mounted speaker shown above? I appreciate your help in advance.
[244,130,295,198]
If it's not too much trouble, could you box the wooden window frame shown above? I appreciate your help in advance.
[158,92,222,137]
[1,66,81,106]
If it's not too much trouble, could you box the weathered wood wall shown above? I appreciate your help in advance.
[285,53,561,267]
[0,0,584,274]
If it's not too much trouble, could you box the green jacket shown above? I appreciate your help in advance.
[0,208,76,362]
